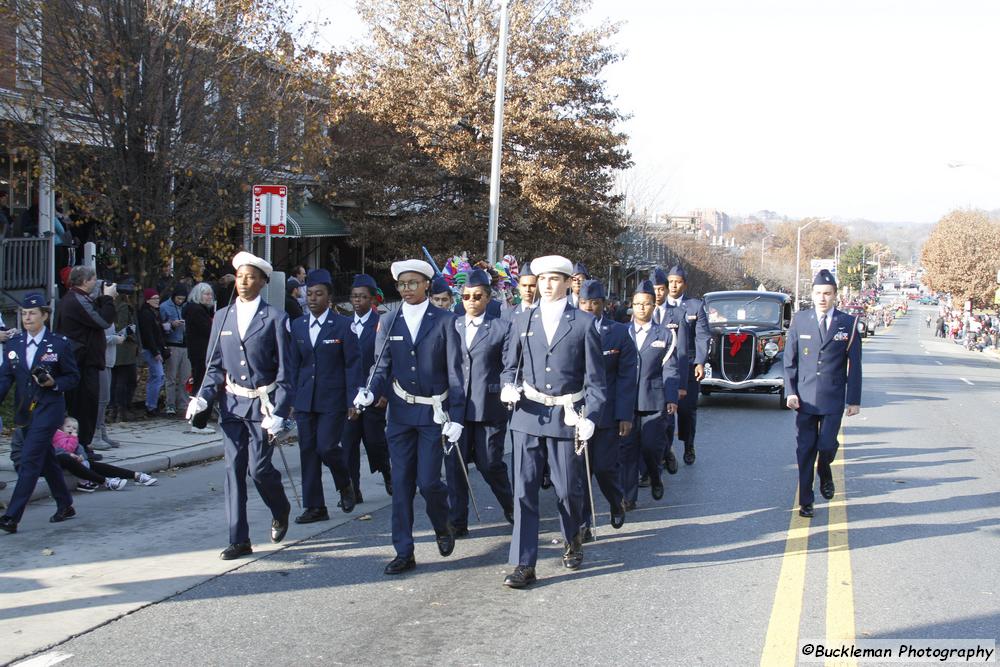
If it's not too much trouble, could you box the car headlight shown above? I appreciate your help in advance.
[763,341,779,358]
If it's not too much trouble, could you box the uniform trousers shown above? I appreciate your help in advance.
[795,410,843,507]
[342,406,390,490]
[621,410,666,504]
[580,426,624,527]
[444,420,514,529]
[509,432,585,567]
[295,411,350,510]
[666,364,699,451]
[5,406,72,522]
[386,421,450,558]
[220,417,291,544]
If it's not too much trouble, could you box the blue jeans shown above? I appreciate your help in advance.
[143,350,165,411]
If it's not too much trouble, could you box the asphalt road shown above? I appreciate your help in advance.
[3,304,998,666]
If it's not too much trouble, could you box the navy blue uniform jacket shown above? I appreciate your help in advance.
[595,319,637,428]
[630,323,683,411]
[455,313,510,423]
[369,303,466,427]
[784,308,862,415]
[0,329,80,426]
[658,295,710,366]
[501,303,607,439]
[289,309,361,413]
[199,300,293,421]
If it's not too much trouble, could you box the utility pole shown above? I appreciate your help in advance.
[485,0,511,266]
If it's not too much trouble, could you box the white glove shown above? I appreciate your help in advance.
[260,415,277,431]
[262,416,287,438]
[442,421,464,443]
[353,388,374,409]
[576,417,596,442]
[186,396,208,420]
[500,384,521,405]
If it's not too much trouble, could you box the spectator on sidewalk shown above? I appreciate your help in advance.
[54,266,117,460]
[214,274,236,307]
[160,285,191,416]
[183,282,216,434]
[111,282,139,422]
[0,294,81,534]
[0,189,12,238]
[291,265,307,310]
[95,322,125,449]
[52,417,157,490]
[12,192,39,237]
[138,288,168,418]
[285,277,304,321]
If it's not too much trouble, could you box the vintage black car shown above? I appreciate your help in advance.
[700,290,792,408]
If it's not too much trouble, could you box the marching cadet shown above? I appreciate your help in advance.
[502,261,538,320]
[622,281,683,507]
[784,269,862,518]
[0,294,80,534]
[354,259,466,575]
[289,269,361,523]
[655,265,709,472]
[567,262,590,307]
[186,252,292,560]
[446,269,515,535]
[576,279,635,534]
[500,255,607,589]
[430,276,456,311]
[341,274,392,501]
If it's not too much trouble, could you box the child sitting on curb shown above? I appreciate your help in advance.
[53,417,158,491]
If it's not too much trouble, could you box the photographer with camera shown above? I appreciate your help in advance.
[138,288,168,418]
[54,266,117,461]
[0,294,81,534]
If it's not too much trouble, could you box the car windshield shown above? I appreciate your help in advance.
[706,297,782,325]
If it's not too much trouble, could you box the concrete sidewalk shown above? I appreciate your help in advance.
[0,417,224,509]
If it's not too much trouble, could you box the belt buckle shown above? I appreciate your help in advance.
[404,393,416,405]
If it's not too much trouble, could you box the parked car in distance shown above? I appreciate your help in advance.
[701,290,792,408]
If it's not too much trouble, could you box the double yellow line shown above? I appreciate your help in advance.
[760,433,856,667]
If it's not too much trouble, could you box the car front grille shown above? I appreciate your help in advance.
[721,331,755,382]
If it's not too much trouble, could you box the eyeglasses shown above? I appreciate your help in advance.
[396,280,425,291]
[462,293,485,302]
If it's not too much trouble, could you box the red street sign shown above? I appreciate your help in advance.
[251,185,287,235]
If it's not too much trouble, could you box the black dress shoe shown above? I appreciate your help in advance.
[799,504,814,518]
[610,501,626,529]
[220,542,253,560]
[436,524,456,557]
[683,444,696,465]
[503,565,536,589]
[0,516,16,533]
[384,554,416,575]
[638,474,650,488]
[504,507,515,525]
[651,480,664,501]
[294,508,330,524]
[453,525,470,538]
[340,483,357,513]
[581,528,594,543]
[624,500,637,512]
[271,513,289,543]
[49,506,76,523]
[354,488,364,505]
[540,473,552,490]
[820,480,835,500]
[562,533,584,569]
[382,470,393,496]
[664,450,679,475]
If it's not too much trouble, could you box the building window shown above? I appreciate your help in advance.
[15,2,43,87]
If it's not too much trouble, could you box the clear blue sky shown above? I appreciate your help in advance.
[294,0,1000,223]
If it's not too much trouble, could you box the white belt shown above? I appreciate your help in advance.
[392,380,449,424]
[226,377,279,419]
[522,383,585,426]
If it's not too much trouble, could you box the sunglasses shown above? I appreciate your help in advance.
[462,293,485,301]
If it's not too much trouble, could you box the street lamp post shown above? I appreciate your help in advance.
[794,219,817,311]
[485,0,511,266]
[760,234,773,273]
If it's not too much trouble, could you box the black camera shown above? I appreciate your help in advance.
[32,365,53,387]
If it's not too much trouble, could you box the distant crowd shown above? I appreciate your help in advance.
[932,310,1000,353]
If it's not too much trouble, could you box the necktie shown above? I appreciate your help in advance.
[820,314,828,339]
[311,319,321,328]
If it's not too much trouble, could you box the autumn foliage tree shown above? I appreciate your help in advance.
[921,209,1000,306]
[325,0,631,269]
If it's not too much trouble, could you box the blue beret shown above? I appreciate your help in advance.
[306,269,332,288]
[573,262,590,278]
[813,269,837,288]
[430,277,451,295]
[579,279,606,301]
[520,262,534,277]
[352,274,377,291]
[634,280,655,296]
[466,269,491,289]
[21,293,47,309]
[667,265,687,280]
[651,268,668,286]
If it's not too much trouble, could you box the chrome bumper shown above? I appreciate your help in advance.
[701,377,784,391]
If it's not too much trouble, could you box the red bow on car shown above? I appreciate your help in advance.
[728,332,749,356]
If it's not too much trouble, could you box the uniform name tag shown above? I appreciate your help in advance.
[603,349,619,356]
[667,323,678,329]
[800,334,812,339]
[389,335,404,341]
[651,340,666,348]
[40,353,58,362]
[687,315,697,321]
[520,332,534,337]
[323,339,341,344]
[221,331,233,336]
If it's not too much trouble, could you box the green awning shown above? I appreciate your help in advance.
[284,202,349,238]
